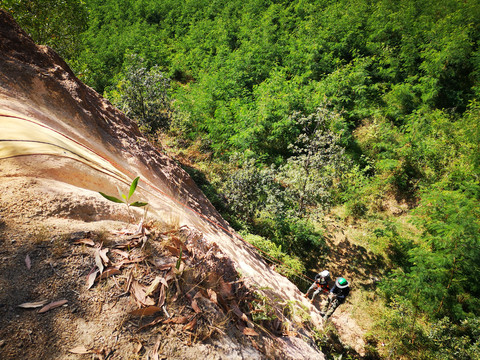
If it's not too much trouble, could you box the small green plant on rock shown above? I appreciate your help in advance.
[99,176,148,222]
[251,291,278,323]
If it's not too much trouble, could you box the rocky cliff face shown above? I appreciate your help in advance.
[0,9,329,360]
[0,8,226,227]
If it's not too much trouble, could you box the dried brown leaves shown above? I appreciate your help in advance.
[38,299,68,313]
[73,238,95,247]
[18,300,49,309]
[18,299,67,313]
[129,306,162,316]
[71,225,267,351]
[131,280,156,307]
[68,345,91,354]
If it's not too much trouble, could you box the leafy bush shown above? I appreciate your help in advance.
[337,162,372,219]
[381,186,480,322]
[3,0,87,59]
[253,214,326,274]
[278,106,347,217]
[221,156,284,222]
[105,54,172,134]
[242,232,305,281]
[377,304,480,359]
[428,317,480,360]
[375,296,432,359]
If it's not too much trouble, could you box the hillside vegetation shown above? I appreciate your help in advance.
[4,0,480,358]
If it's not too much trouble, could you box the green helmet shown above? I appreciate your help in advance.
[336,277,349,288]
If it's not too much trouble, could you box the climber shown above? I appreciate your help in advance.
[321,277,350,320]
[304,270,331,304]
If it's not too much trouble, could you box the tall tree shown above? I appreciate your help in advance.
[279,106,346,216]
[2,0,87,59]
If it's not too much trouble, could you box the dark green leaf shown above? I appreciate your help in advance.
[130,201,148,207]
[99,192,124,204]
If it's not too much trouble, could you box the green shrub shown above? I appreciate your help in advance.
[105,53,172,134]
[220,156,283,222]
[242,232,305,282]
[428,317,480,360]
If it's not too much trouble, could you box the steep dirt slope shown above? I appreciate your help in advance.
[0,9,365,359]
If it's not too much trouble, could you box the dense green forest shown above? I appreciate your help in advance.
[3,0,480,358]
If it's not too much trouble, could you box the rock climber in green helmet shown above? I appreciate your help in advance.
[321,276,350,320]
